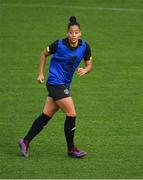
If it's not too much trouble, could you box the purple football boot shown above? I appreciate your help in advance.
[18,139,29,157]
[68,147,87,158]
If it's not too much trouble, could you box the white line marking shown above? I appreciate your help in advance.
[0,3,143,13]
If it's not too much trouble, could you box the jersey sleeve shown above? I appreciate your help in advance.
[46,40,59,54]
[83,42,92,61]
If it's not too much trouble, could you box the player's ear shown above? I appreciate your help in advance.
[66,31,69,37]
[79,31,82,37]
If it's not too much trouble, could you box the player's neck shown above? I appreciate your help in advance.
[68,39,78,47]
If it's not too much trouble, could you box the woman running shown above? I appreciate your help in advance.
[18,16,93,158]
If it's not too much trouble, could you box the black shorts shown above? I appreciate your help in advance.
[46,83,70,101]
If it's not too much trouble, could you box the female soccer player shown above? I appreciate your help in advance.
[18,16,93,158]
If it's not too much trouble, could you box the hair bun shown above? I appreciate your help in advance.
[69,16,77,23]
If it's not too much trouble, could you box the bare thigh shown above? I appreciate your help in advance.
[55,97,76,117]
[43,97,59,117]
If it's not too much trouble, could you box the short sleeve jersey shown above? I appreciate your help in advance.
[47,38,92,87]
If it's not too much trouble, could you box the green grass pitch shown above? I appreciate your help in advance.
[0,0,143,178]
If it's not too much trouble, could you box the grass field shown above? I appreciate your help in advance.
[0,0,143,179]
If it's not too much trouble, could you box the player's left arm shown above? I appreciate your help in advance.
[77,59,92,76]
[77,42,93,76]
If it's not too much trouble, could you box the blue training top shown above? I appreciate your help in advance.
[47,39,86,88]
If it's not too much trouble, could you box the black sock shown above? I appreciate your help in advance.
[64,116,76,150]
[24,113,51,143]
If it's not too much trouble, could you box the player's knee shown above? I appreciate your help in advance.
[66,111,76,117]
[43,111,54,118]
[43,108,58,117]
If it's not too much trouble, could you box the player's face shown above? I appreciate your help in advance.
[67,25,81,45]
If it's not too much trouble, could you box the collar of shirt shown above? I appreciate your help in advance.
[63,38,82,50]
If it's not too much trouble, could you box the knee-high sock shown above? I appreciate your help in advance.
[24,113,51,143]
[64,116,76,150]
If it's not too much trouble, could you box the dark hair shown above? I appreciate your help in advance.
[67,16,80,30]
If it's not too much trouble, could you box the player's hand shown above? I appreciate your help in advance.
[77,68,87,76]
[37,74,45,83]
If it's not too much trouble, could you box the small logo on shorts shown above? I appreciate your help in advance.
[64,89,69,95]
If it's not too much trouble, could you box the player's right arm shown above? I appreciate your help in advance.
[37,40,58,83]
[37,48,50,84]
